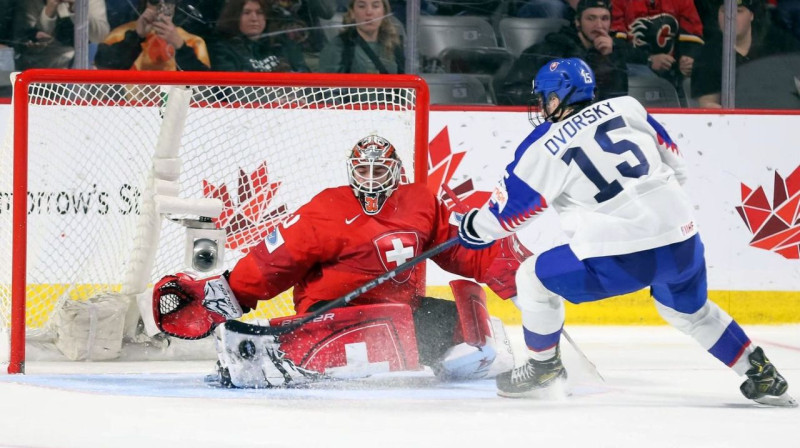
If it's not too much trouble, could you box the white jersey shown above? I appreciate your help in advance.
[472,96,697,259]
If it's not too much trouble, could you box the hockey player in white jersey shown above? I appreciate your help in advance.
[457,57,796,407]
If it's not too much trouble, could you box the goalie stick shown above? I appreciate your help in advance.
[440,184,605,383]
[244,237,460,337]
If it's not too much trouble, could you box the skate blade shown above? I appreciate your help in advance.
[752,393,798,408]
[497,378,570,399]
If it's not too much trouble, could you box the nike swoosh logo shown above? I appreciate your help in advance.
[283,215,300,228]
[345,214,360,225]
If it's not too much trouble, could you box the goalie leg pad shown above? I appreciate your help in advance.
[213,321,321,388]
[433,280,515,381]
[270,303,420,378]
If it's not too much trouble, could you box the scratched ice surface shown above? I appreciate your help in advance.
[1,326,797,448]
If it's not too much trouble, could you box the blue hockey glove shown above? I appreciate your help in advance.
[458,209,495,249]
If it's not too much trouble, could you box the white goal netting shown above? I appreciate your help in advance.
[0,70,428,371]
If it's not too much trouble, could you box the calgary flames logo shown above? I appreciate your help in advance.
[203,161,289,253]
[629,13,678,54]
[735,167,800,259]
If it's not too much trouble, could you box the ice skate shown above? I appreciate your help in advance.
[496,347,567,398]
[740,346,797,407]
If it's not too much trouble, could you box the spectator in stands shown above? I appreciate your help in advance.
[318,0,404,73]
[695,0,722,35]
[0,0,15,97]
[776,0,800,39]
[691,0,800,107]
[14,0,110,69]
[267,0,336,70]
[497,0,627,105]
[106,0,225,42]
[95,0,210,71]
[1,0,16,71]
[210,0,309,72]
[611,0,704,91]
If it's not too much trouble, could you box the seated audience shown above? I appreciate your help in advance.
[318,0,404,73]
[94,0,210,71]
[106,0,225,42]
[15,0,109,69]
[210,0,309,72]
[268,0,336,70]
[611,0,704,90]
[691,0,800,107]
[498,0,627,105]
[1,0,16,71]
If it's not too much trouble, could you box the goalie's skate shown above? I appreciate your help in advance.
[496,347,567,398]
[740,346,798,408]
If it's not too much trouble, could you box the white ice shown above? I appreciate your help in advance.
[1,325,798,448]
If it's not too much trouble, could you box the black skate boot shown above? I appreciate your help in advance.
[740,346,797,407]
[496,347,567,398]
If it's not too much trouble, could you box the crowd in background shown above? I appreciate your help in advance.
[0,0,799,108]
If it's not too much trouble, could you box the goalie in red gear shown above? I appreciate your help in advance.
[152,134,532,387]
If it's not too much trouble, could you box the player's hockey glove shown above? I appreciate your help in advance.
[458,209,495,249]
[153,272,244,340]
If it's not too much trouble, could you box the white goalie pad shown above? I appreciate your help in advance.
[434,317,515,380]
[213,321,321,388]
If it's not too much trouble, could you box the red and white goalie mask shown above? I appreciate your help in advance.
[347,135,402,215]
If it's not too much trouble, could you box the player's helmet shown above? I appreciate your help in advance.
[347,135,402,215]
[529,58,597,126]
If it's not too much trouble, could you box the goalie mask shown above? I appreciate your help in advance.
[347,135,402,215]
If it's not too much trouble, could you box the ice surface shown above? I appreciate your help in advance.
[0,325,797,448]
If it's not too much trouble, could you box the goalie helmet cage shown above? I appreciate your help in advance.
[1,70,430,374]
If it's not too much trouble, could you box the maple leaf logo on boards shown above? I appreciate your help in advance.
[427,127,491,211]
[735,166,800,259]
[203,161,289,253]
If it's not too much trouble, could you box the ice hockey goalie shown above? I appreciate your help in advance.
[151,135,531,387]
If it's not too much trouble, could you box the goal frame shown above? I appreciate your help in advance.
[7,69,430,374]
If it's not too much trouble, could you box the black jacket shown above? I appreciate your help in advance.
[211,34,309,72]
[497,25,629,105]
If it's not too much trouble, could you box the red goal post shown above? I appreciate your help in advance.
[1,70,430,374]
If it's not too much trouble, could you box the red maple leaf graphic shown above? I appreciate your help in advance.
[735,166,800,259]
[203,161,289,253]
[427,127,491,210]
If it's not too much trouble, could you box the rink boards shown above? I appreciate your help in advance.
[1,105,798,324]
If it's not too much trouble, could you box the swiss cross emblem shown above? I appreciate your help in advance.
[373,231,420,283]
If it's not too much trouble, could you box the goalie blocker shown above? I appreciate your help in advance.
[152,274,513,386]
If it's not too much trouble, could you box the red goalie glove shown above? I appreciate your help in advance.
[153,272,243,340]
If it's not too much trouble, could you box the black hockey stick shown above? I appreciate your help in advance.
[242,236,460,336]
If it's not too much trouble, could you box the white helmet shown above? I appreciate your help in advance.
[347,135,402,215]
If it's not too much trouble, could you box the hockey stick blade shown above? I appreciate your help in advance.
[256,237,460,336]
[562,329,605,383]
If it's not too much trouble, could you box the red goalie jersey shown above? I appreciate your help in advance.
[229,183,523,314]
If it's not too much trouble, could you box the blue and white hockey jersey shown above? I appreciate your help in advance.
[472,96,698,259]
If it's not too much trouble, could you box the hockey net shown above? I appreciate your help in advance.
[0,70,429,373]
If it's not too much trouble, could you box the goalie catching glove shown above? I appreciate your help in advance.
[153,272,244,339]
